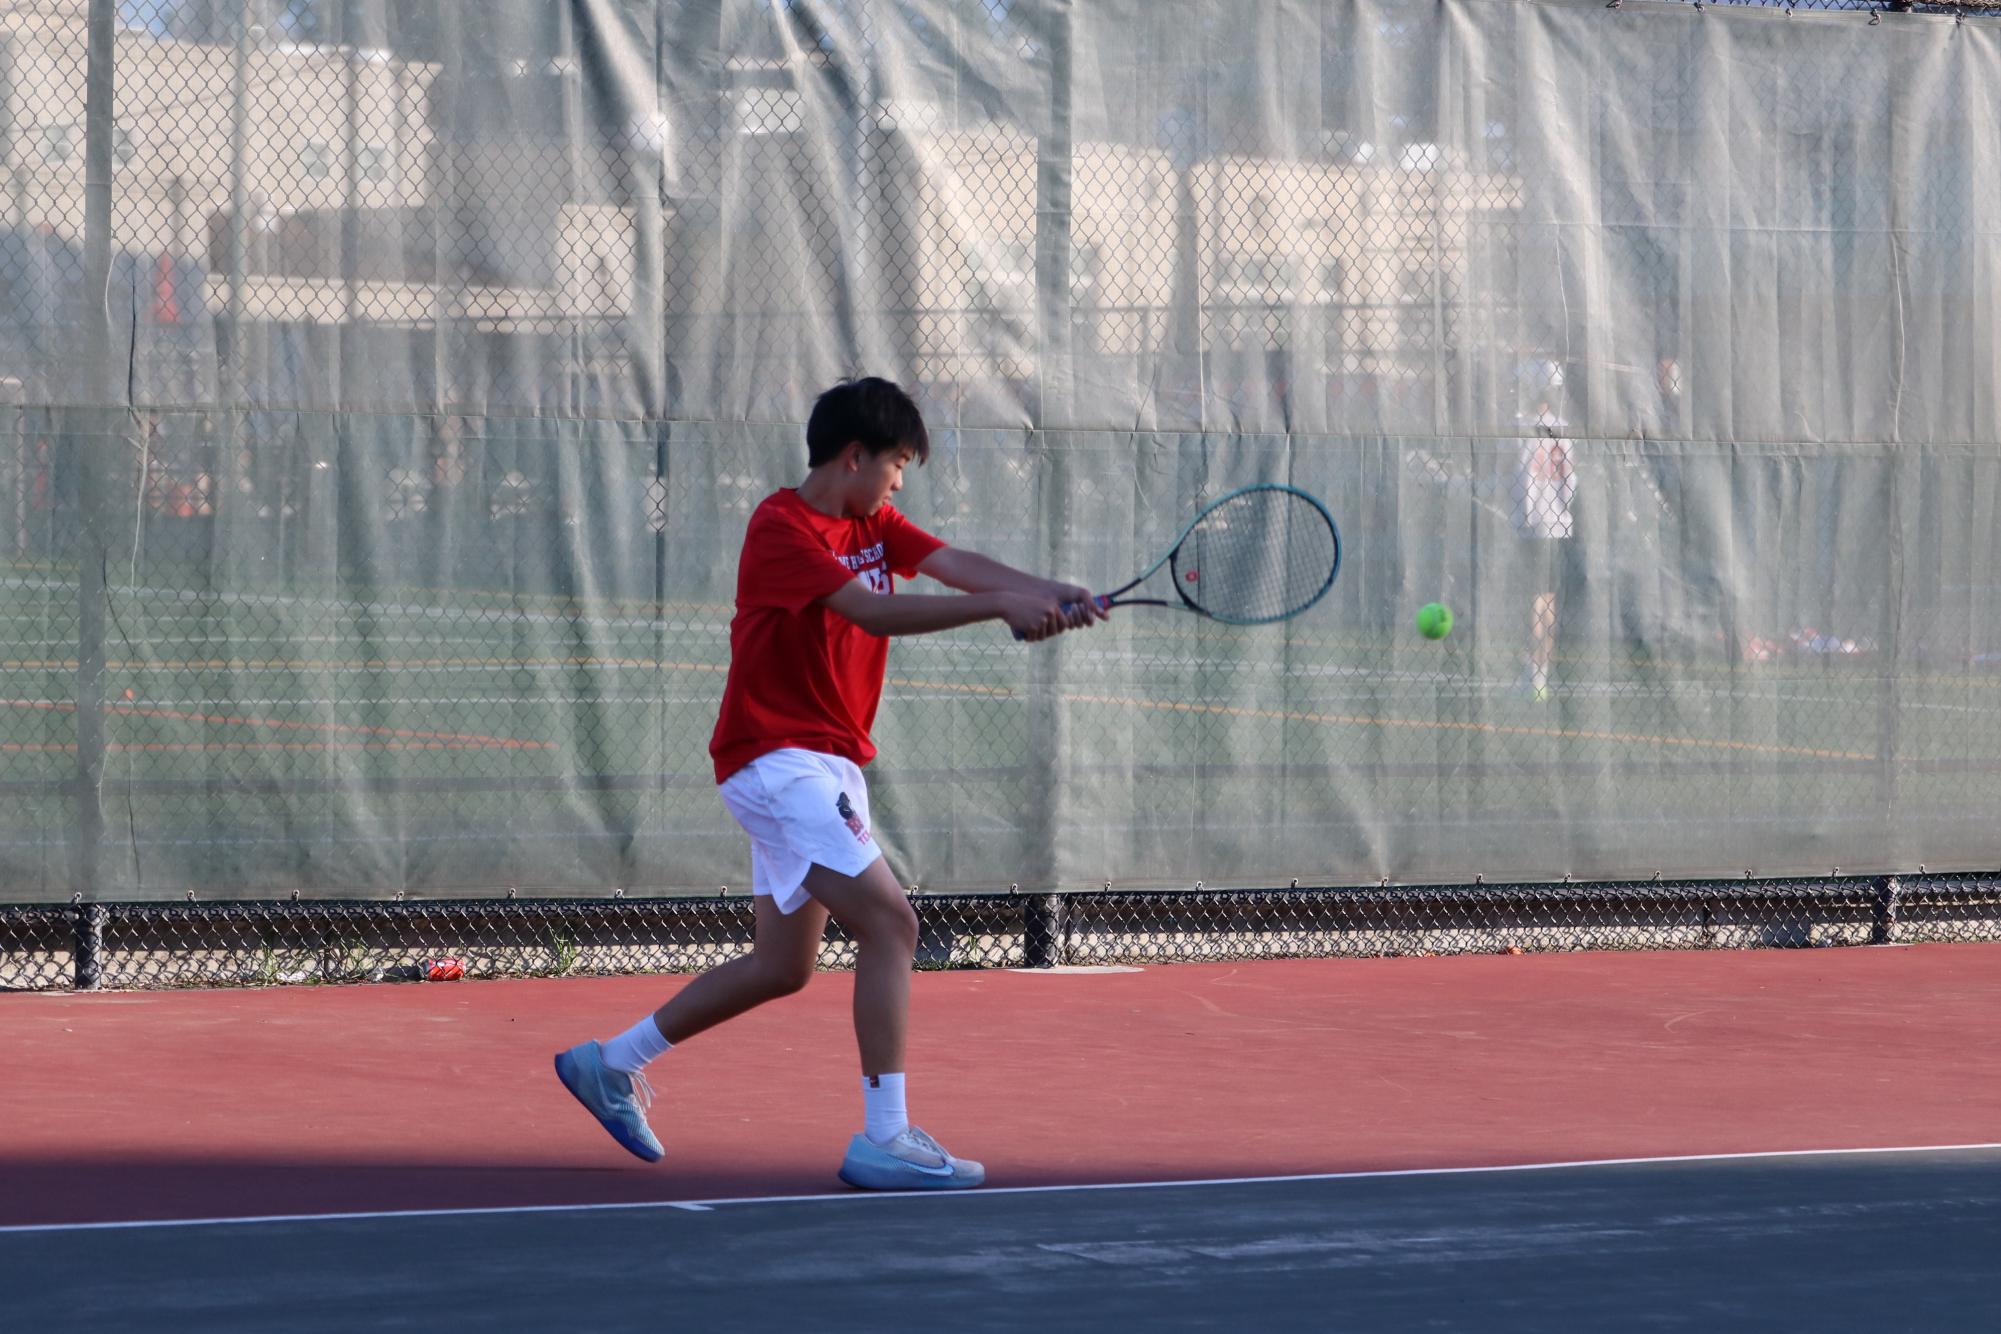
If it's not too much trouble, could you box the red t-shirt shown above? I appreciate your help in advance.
[709,489,946,783]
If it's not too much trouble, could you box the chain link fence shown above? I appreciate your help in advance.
[2,0,1998,987]
[5,874,1999,991]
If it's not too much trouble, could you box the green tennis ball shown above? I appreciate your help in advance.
[1416,602,1454,640]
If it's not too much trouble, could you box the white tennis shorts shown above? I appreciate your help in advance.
[717,748,882,914]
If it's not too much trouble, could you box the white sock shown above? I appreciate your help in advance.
[862,1073,908,1145]
[600,1016,672,1073]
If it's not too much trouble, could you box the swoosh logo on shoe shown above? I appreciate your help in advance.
[880,1149,955,1176]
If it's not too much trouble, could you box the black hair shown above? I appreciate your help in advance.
[805,377,930,468]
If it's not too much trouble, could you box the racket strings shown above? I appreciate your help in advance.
[1174,490,1338,623]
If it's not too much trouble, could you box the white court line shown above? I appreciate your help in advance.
[2,1141,1996,1237]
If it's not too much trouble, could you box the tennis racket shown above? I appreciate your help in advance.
[1019,483,1341,637]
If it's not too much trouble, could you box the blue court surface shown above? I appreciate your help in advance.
[8,1145,1998,1332]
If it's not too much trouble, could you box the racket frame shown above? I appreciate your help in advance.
[1094,482,1342,626]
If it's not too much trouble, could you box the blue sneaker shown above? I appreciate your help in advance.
[553,1041,664,1163]
[838,1126,985,1191]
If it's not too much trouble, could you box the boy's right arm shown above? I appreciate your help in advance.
[818,581,1071,642]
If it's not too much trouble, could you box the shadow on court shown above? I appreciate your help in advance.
[0,1153,837,1225]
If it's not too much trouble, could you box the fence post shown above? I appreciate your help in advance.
[70,1,117,906]
[1871,876,1901,946]
[1023,893,1067,969]
[1035,3,1075,425]
[73,900,106,991]
[1020,5,1077,917]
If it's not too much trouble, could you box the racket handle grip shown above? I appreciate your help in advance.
[1011,596,1108,641]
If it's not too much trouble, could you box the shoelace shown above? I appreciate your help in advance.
[627,1069,656,1113]
[900,1126,949,1163]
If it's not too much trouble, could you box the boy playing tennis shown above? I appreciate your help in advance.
[555,377,1102,1189]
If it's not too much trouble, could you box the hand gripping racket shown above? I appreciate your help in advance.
[1019,483,1341,637]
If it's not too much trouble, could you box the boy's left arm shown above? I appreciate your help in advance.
[917,547,1105,625]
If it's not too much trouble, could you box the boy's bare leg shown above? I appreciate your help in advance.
[648,893,830,1044]
[1529,589,1558,691]
[799,856,983,1188]
[800,856,918,1076]
[554,894,830,1164]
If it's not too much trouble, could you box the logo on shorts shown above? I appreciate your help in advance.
[836,791,872,844]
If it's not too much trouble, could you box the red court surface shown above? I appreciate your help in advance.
[4,943,1998,1228]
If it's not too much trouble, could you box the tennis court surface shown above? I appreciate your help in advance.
[6,944,1998,1330]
